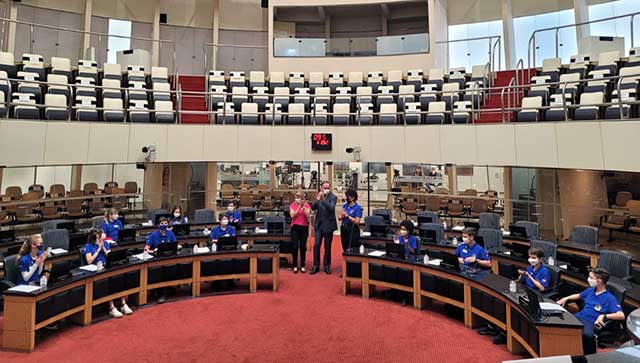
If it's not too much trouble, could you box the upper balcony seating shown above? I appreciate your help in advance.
[452,101,473,124]
[294,87,311,112]
[151,66,169,84]
[516,96,542,122]
[13,93,39,119]
[387,70,403,92]
[347,72,363,92]
[76,96,98,122]
[426,68,445,91]
[249,71,265,89]
[230,71,246,89]
[47,74,70,100]
[425,101,446,125]
[288,72,305,92]
[22,54,45,82]
[406,69,424,92]
[103,63,123,82]
[0,51,17,78]
[44,93,68,120]
[269,71,285,91]
[367,71,384,93]
[328,72,345,93]
[51,57,72,83]
[308,72,324,92]
[77,60,98,83]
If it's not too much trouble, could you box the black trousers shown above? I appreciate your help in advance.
[314,230,334,268]
[291,224,309,268]
[340,223,360,252]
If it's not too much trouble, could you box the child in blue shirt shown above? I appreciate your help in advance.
[84,228,132,318]
[225,202,242,225]
[169,206,189,225]
[211,213,236,247]
[101,208,123,242]
[395,220,417,257]
[455,228,491,269]
[144,217,178,253]
[518,247,550,292]
[17,234,48,285]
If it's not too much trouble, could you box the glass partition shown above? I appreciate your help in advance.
[273,33,429,57]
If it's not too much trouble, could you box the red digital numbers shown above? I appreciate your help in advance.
[311,133,332,150]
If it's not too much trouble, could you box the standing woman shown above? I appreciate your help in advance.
[289,191,310,273]
[101,208,123,242]
[339,189,363,252]
[169,206,188,225]
[17,234,49,285]
[84,228,133,318]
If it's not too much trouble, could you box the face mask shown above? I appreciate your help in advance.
[295,198,301,204]
[113,215,119,220]
[323,189,330,195]
[37,244,44,251]
[174,212,181,218]
[227,206,234,212]
[528,258,539,266]
[221,219,229,226]
[462,237,470,244]
[587,277,597,288]
[159,224,168,231]
[400,230,408,236]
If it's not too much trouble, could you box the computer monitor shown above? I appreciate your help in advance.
[509,242,530,258]
[154,213,172,226]
[374,212,391,224]
[266,221,284,235]
[118,228,137,243]
[417,215,433,225]
[0,229,15,244]
[418,228,437,244]
[56,221,75,233]
[172,223,190,237]
[369,224,387,238]
[519,287,542,321]
[230,222,241,231]
[156,241,178,256]
[218,236,239,250]
[464,221,480,230]
[440,252,461,271]
[107,248,129,267]
[241,209,256,222]
[385,242,405,260]
[509,224,529,239]
[118,214,126,225]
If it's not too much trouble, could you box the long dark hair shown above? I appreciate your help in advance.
[87,228,102,245]
[345,189,358,203]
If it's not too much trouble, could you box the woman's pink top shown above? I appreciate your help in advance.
[290,202,311,227]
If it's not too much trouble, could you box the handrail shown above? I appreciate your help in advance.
[515,59,524,103]
[436,35,501,74]
[202,42,269,75]
[501,77,515,123]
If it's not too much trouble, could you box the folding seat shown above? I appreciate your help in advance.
[355,86,372,106]
[626,47,640,67]
[77,60,98,83]
[545,93,573,121]
[47,74,70,100]
[154,100,174,124]
[287,103,305,125]
[606,66,640,119]
[76,96,99,121]
[594,51,620,77]
[51,57,72,83]
[347,71,363,92]
[540,57,561,83]
[151,66,169,84]
[17,71,42,104]
[528,75,553,105]
[127,65,146,83]
[574,91,604,120]
[419,83,438,110]
[128,79,149,101]
[0,51,17,78]
[441,82,461,110]
[328,72,345,93]
[332,103,351,125]
[288,72,305,91]
[404,102,421,125]
[249,71,265,89]
[293,87,311,111]
[44,94,68,120]
[264,103,282,125]
[231,86,248,111]
[452,101,473,124]
[310,103,328,125]
[356,103,374,125]
[584,69,609,94]
[269,71,285,90]
[555,72,581,103]
[128,99,150,123]
[426,68,445,90]
[208,70,226,88]
[75,76,97,99]
[515,96,542,122]
[0,70,8,105]
[208,85,227,111]
[308,72,324,92]
[273,87,290,111]
[463,81,483,108]
[470,65,488,87]
[378,103,397,125]
[0,87,6,118]
[424,101,446,124]
[215,101,235,124]
[334,86,352,106]
[101,78,122,99]
[376,85,394,110]
[152,82,171,102]
[397,84,415,111]
[406,69,424,91]
[103,63,123,81]
[447,67,466,89]
[313,87,331,108]
[103,97,125,122]
[240,102,259,124]
[12,93,39,119]
[252,86,269,111]
[22,54,45,81]
[366,71,384,93]
[387,70,403,92]
[230,71,246,88]
[567,54,592,79]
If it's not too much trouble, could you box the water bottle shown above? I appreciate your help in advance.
[142,250,149,260]
[359,244,365,254]
[97,260,104,271]
[39,275,47,290]
[212,243,217,252]
[423,253,429,264]
[509,280,517,293]
[548,256,555,266]
[452,237,458,246]
[193,244,198,254]
[442,220,447,230]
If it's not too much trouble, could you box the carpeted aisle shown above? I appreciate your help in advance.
[0,236,519,362]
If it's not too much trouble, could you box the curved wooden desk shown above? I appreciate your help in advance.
[342,249,583,358]
[2,245,280,352]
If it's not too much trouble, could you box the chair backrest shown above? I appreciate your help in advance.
[605,282,626,306]
[579,91,604,106]
[569,225,598,245]
[194,209,215,224]
[42,229,70,250]
[147,209,169,222]
[92,216,103,228]
[522,96,542,109]
[546,265,561,291]
[417,210,439,225]
[364,215,385,232]
[264,215,285,229]
[42,219,66,231]
[420,223,446,244]
[479,213,500,229]
[614,191,633,208]
[3,254,19,284]
[515,221,540,240]
[597,250,632,279]
[477,228,502,252]
[531,239,558,261]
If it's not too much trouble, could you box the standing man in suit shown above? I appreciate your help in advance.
[310,181,337,275]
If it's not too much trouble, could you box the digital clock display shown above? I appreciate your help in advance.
[311,133,332,151]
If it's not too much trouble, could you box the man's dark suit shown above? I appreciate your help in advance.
[311,192,337,270]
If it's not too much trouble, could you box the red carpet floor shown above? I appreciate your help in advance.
[0,236,519,362]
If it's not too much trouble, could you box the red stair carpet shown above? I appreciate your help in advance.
[476,69,532,124]
[0,237,519,362]
[178,75,209,124]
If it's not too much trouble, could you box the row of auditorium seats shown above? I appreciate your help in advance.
[0,52,174,123]
[517,48,640,122]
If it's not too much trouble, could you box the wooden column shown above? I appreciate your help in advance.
[386,163,393,209]
[143,163,164,210]
[169,163,190,210]
[326,162,334,188]
[70,165,83,191]
[269,162,276,191]
[205,162,218,210]
[503,167,512,225]
[447,165,458,195]
[0,166,4,192]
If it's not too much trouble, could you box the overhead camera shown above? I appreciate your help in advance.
[345,146,361,162]
[142,144,156,162]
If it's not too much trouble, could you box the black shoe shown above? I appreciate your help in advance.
[158,294,167,304]
[324,267,331,274]
[401,298,408,306]
[477,325,497,336]
[492,333,506,345]
[310,266,319,275]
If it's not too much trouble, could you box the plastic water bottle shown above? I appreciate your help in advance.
[193,244,198,254]
[142,250,149,260]
[97,260,104,271]
[423,253,429,264]
[359,244,365,254]
[212,243,217,252]
[509,280,517,293]
[548,256,555,266]
[39,275,47,289]
[442,220,447,230]
[452,237,458,246]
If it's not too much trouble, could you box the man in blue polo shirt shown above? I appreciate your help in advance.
[518,247,550,292]
[101,208,123,242]
[211,214,236,247]
[455,228,491,269]
[225,202,242,225]
[144,217,177,253]
[558,268,625,354]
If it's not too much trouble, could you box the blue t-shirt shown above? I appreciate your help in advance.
[17,251,43,285]
[341,202,363,225]
[398,235,417,256]
[225,211,242,224]
[145,229,177,250]
[101,219,123,241]
[524,264,551,290]
[170,216,188,225]
[84,242,111,265]
[211,225,236,241]
[575,287,622,325]
[455,242,490,266]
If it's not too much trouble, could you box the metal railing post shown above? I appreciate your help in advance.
[562,82,568,122]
